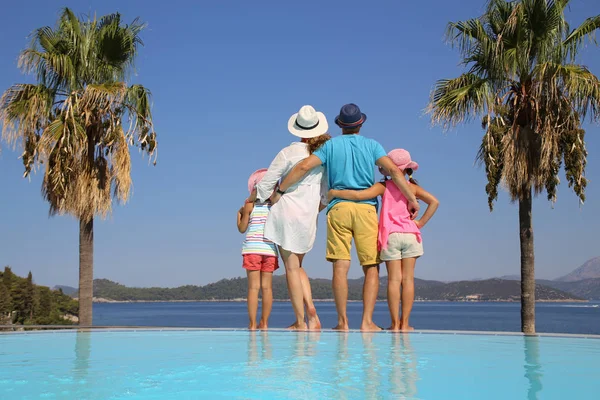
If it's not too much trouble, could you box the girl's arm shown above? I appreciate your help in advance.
[328,182,386,202]
[414,185,439,229]
[237,202,254,233]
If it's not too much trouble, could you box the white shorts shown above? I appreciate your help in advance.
[379,233,424,261]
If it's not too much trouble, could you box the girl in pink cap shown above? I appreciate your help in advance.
[329,149,439,331]
[237,169,279,330]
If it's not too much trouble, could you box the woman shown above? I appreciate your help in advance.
[250,105,329,330]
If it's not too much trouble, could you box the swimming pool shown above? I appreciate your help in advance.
[1,329,598,399]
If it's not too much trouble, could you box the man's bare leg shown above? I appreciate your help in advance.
[386,260,402,331]
[280,248,306,330]
[258,271,273,329]
[246,270,260,330]
[360,264,382,331]
[400,258,417,331]
[332,260,351,330]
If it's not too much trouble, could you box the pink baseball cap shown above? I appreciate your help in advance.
[387,149,419,171]
[248,168,268,194]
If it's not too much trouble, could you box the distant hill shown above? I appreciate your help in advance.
[539,278,600,300]
[61,276,583,302]
[498,275,520,281]
[415,278,579,301]
[555,257,600,282]
[53,285,78,296]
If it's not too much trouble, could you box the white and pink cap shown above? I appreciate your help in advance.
[388,149,419,171]
[247,168,267,194]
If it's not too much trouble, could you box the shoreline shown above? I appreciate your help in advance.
[91,298,590,304]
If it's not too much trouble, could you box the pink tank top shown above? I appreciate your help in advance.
[378,179,421,251]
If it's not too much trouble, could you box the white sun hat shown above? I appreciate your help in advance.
[287,105,329,138]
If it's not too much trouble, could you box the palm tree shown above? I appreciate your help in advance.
[428,0,599,333]
[0,8,157,326]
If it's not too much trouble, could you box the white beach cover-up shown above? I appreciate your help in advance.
[256,142,327,254]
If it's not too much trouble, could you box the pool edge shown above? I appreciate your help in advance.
[1,326,599,339]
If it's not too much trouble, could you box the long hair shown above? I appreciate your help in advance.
[305,134,331,154]
[405,168,419,186]
[381,167,420,186]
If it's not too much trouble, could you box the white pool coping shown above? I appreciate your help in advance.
[1,326,599,339]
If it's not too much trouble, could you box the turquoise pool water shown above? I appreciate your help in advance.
[1,330,598,399]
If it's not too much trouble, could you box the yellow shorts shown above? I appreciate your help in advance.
[326,202,379,266]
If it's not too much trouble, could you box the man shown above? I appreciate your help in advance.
[272,103,419,331]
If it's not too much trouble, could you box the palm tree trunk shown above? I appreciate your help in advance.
[78,217,94,326]
[519,186,535,334]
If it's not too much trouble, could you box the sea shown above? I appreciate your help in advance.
[93,301,600,335]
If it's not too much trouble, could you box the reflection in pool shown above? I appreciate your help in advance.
[0,330,598,399]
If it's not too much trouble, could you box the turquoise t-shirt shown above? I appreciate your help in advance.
[313,134,387,212]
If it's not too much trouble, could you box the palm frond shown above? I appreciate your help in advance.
[534,62,600,121]
[0,84,54,146]
[563,15,600,55]
[80,82,127,116]
[2,8,153,220]
[428,74,493,129]
[430,0,598,206]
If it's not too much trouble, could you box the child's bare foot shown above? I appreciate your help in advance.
[306,307,321,331]
[248,322,258,331]
[258,320,268,330]
[388,324,401,332]
[360,322,383,332]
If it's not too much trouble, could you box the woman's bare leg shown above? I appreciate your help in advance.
[297,255,321,330]
[280,248,306,330]
[246,270,260,330]
[386,260,402,331]
[258,271,273,329]
[400,258,417,331]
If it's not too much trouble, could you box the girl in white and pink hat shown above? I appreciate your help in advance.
[237,168,279,330]
[328,149,439,331]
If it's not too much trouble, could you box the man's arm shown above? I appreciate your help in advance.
[376,156,420,219]
[271,154,323,204]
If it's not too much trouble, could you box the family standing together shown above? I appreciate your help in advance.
[237,103,439,332]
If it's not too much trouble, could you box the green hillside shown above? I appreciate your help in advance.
[76,275,583,302]
[1,266,78,326]
[540,278,600,300]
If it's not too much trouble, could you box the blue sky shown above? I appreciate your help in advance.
[1,0,599,288]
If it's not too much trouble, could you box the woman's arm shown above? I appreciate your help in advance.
[254,150,288,203]
[237,202,254,233]
[414,185,439,229]
[328,182,386,202]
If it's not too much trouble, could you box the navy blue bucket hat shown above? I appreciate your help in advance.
[335,103,367,128]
